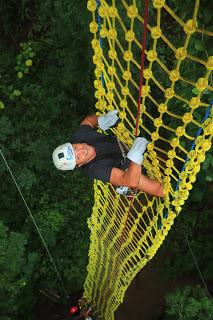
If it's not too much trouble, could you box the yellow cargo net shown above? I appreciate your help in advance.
[83,0,213,319]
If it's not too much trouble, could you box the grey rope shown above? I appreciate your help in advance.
[0,149,67,295]
[116,137,129,158]
[183,230,211,298]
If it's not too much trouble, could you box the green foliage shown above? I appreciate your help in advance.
[0,0,95,318]
[0,220,38,319]
[35,209,65,247]
[15,41,35,80]
[165,286,213,319]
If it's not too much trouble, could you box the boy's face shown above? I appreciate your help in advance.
[72,143,95,166]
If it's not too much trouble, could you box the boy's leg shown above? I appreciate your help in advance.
[137,173,164,197]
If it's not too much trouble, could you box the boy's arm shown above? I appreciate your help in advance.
[110,137,149,189]
[80,115,98,128]
[110,162,141,189]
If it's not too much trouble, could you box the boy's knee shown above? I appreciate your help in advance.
[155,182,165,198]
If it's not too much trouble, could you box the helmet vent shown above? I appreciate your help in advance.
[58,152,64,159]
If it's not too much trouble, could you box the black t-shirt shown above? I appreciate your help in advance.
[71,125,130,183]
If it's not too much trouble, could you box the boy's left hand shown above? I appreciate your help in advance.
[98,110,119,131]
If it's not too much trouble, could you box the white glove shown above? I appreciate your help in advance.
[98,110,119,131]
[127,137,149,165]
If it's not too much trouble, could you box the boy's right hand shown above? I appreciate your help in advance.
[127,137,149,164]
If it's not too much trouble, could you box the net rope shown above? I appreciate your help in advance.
[84,1,213,319]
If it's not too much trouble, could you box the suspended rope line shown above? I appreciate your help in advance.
[201,24,213,86]
[39,289,60,303]
[0,149,67,295]
[96,0,103,48]
[183,230,211,298]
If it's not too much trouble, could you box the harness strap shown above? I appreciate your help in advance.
[116,137,129,159]
[94,137,129,162]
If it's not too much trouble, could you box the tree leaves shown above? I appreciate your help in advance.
[165,286,213,319]
[0,220,38,318]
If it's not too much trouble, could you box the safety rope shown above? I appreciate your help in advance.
[183,230,211,299]
[0,149,67,295]
[135,0,149,137]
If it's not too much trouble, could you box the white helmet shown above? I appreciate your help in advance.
[52,142,76,171]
